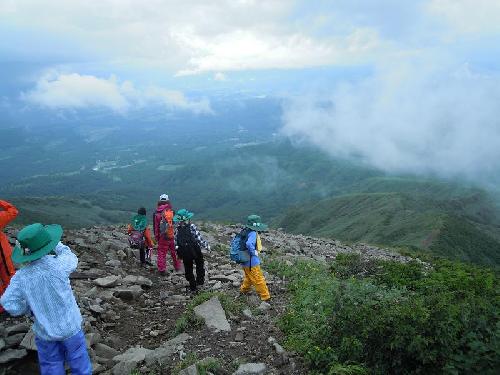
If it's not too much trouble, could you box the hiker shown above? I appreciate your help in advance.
[173,209,210,292]
[0,223,92,375]
[239,215,271,301]
[153,194,181,274]
[127,207,154,267]
[0,200,18,313]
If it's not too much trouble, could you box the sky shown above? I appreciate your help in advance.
[2,0,500,185]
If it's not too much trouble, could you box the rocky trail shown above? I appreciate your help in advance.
[0,223,413,374]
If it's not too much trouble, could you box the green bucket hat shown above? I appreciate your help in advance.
[245,214,268,232]
[173,208,194,222]
[131,214,148,231]
[12,223,63,264]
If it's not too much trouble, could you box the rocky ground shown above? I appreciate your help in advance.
[0,223,414,374]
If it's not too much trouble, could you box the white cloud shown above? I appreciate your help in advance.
[427,0,500,35]
[175,28,383,75]
[214,72,227,81]
[1,0,387,74]
[143,87,213,114]
[281,57,500,186]
[22,72,213,114]
[22,72,128,111]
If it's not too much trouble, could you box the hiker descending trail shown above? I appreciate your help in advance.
[236,215,271,301]
[0,220,413,374]
[127,207,153,267]
[153,194,181,274]
[173,209,210,292]
[1,223,92,375]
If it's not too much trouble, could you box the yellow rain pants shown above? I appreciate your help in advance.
[240,265,270,301]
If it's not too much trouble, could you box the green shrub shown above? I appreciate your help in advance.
[330,253,364,279]
[274,258,500,374]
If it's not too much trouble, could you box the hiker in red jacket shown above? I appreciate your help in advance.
[153,194,181,274]
[0,200,18,313]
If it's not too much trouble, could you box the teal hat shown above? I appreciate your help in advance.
[132,214,148,231]
[12,223,63,264]
[245,214,268,232]
[173,208,194,222]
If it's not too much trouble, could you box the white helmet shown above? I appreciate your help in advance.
[159,194,169,201]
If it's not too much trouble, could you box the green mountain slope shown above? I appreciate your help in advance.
[276,188,500,266]
[8,196,131,229]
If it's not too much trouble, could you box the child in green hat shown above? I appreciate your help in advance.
[239,215,271,301]
[174,209,210,292]
[0,223,92,374]
[127,207,154,267]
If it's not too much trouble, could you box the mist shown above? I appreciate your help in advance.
[281,57,500,188]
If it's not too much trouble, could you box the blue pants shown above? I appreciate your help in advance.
[35,330,92,375]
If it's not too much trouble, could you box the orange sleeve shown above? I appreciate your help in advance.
[0,200,18,229]
[144,228,154,248]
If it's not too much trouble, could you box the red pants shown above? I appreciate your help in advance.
[157,239,180,272]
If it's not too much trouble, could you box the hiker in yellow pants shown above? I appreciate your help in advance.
[239,215,270,301]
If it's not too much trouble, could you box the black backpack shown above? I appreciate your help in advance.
[176,224,198,258]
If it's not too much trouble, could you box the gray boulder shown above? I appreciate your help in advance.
[112,346,152,375]
[194,297,231,332]
[5,333,25,348]
[94,275,121,288]
[144,333,190,366]
[233,363,267,375]
[0,348,28,364]
[178,364,198,375]
[20,329,36,351]
[6,322,30,335]
[113,285,144,301]
[122,275,153,287]
[94,343,120,359]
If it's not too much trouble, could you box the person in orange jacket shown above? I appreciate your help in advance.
[127,207,154,267]
[0,200,18,312]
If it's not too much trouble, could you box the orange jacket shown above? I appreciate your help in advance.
[0,200,18,308]
[127,224,154,248]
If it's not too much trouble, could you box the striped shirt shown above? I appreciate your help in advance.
[0,242,82,341]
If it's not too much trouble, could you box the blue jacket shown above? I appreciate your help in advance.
[242,231,260,267]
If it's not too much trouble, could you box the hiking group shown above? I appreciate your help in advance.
[0,195,270,374]
[127,194,270,301]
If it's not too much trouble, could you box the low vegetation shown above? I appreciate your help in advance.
[276,190,500,267]
[268,254,499,374]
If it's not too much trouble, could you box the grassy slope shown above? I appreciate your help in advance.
[8,196,131,229]
[275,180,500,266]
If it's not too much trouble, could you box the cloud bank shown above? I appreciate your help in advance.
[282,58,500,186]
[1,0,387,75]
[22,72,212,114]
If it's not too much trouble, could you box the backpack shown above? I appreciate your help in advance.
[159,209,174,240]
[176,224,198,258]
[128,229,145,249]
[230,228,251,264]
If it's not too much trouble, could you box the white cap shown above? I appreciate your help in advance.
[159,194,169,201]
